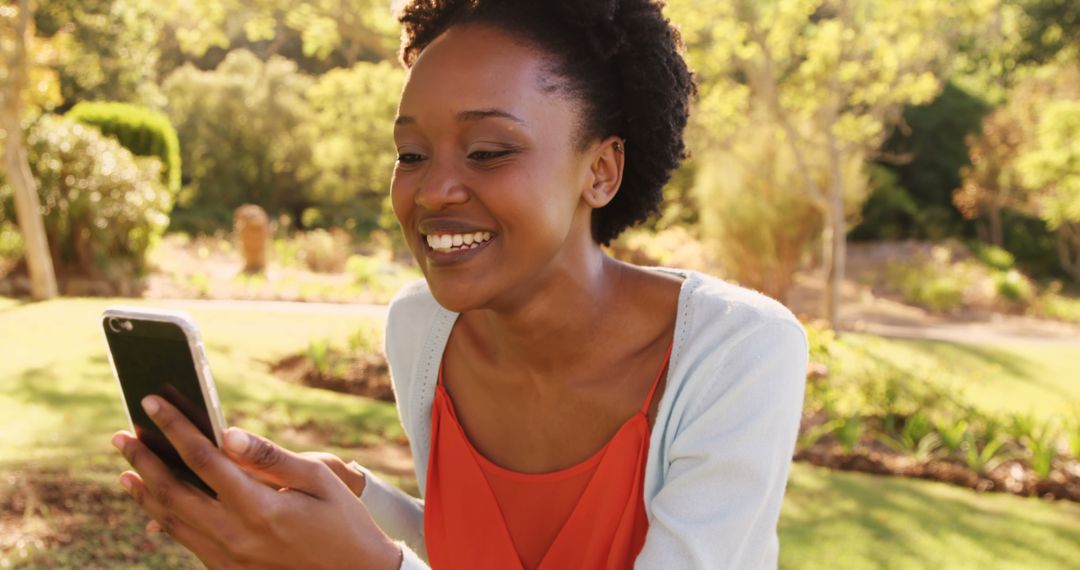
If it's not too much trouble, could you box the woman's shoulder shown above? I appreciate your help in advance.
[663,268,807,389]
[387,278,442,320]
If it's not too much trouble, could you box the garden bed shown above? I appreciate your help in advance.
[795,412,1080,504]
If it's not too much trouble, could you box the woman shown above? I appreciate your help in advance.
[111,1,808,568]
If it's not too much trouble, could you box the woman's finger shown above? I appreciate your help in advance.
[140,395,265,506]
[221,428,337,497]
[120,471,233,568]
[112,431,225,534]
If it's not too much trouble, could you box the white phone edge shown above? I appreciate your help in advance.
[101,305,227,448]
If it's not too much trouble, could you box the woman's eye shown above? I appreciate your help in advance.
[468,150,514,162]
[396,153,425,164]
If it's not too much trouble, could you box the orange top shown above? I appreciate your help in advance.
[424,342,673,569]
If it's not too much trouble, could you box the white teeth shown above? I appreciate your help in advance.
[425,230,494,252]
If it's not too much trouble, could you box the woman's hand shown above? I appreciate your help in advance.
[111,396,401,570]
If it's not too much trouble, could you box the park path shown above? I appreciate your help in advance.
[155,293,1080,346]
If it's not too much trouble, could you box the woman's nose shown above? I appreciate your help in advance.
[415,156,468,211]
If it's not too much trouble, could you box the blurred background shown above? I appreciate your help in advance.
[1,0,1079,568]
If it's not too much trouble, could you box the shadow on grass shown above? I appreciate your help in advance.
[782,465,1080,568]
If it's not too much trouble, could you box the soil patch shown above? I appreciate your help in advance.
[270,351,395,402]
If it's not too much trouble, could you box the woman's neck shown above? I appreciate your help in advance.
[460,246,629,377]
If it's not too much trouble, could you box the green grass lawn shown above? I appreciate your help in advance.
[781,463,1080,569]
[3,298,1080,568]
[0,298,401,465]
[829,333,1080,421]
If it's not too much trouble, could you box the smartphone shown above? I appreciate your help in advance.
[101,306,226,497]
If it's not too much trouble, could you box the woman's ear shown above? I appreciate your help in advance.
[582,136,626,208]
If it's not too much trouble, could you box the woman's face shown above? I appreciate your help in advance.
[391,24,609,312]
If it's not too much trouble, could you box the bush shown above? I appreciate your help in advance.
[162,50,315,232]
[306,61,404,233]
[0,116,171,279]
[294,229,351,273]
[66,102,182,196]
[693,121,825,303]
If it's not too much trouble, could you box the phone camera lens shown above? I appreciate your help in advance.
[107,317,132,333]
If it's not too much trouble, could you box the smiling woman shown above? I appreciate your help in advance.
[111,1,807,569]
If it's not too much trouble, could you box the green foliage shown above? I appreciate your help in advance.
[0,116,170,279]
[995,269,1036,303]
[962,433,1010,476]
[33,0,165,107]
[0,223,24,261]
[935,418,970,457]
[849,166,920,241]
[880,413,942,462]
[864,82,991,240]
[970,242,1016,271]
[66,101,182,195]
[692,123,823,303]
[307,338,331,377]
[306,61,403,232]
[1022,420,1060,481]
[162,50,315,230]
[835,414,864,455]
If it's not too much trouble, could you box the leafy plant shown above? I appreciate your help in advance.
[1007,411,1040,443]
[797,418,843,451]
[836,414,864,455]
[880,413,943,462]
[935,418,970,457]
[962,433,1010,477]
[307,339,332,377]
[1024,420,1060,481]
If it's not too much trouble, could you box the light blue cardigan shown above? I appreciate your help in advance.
[355,268,808,569]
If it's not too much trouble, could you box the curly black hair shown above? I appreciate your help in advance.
[397,0,697,246]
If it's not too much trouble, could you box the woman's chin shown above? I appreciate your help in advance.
[426,280,491,313]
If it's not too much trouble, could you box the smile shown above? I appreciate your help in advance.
[425,231,494,253]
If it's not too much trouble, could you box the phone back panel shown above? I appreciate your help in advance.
[102,309,221,496]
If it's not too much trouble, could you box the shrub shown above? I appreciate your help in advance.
[693,122,825,303]
[163,50,315,231]
[306,61,404,233]
[66,102,181,196]
[880,412,942,462]
[993,269,1035,304]
[970,242,1016,271]
[0,116,170,280]
[295,229,351,273]
[962,433,1010,477]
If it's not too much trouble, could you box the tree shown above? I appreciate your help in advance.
[33,0,165,109]
[159,0,397,68]
[0,0,58,300]
[1018,100,1080,280]
[670,0,981,329]
[162,50,316,231]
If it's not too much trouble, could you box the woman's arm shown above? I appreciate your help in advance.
[635,319,808,569]
[350,463,430,568]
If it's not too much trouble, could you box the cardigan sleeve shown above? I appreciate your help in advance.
[634,319,808,569]
[352,463,429,567]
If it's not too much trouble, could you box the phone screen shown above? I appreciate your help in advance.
[104,317,217,496]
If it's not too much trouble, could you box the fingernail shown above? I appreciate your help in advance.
[120,475,133,491]
[111,434,126,452]
[142,396,160,416]
[147,520,163,534]
[224,428,249,454]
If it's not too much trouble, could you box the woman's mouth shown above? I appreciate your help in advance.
[422,231,496,264]
[425,231,493,253]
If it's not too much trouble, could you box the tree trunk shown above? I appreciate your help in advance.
[1058,223,1080,282]
[824,133,847,333]
[2,0,58,300]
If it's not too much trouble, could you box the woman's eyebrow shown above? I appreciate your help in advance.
[394,109,526,126]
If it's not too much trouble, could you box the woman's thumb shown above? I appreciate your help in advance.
[223,428,325,495]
